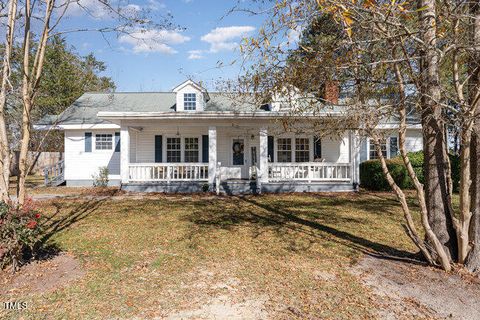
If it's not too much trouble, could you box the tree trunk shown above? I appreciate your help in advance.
[0,0,18,202]
[419,0,458,261]
[466,0,480,273]
[467,129,480,272]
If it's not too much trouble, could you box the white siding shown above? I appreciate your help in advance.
[64,129,120,182]
[175,85,205,112]
[124,122,352,166]
[405,129,423,152]
[321,134,350,163]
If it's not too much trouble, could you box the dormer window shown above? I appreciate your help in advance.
[184,93,196,111]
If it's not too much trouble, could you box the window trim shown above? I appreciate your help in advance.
[165,136,182,163]
[183,93,197,111]
[367,135,398,160]
[184,137,200,163]
[94,133,114,151]
[274,135,312,163]
[163,135,203,163]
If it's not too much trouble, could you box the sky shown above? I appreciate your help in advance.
[60,0,269,92]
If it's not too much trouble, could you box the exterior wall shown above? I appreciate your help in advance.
[126,122,351,166]
[131,126,208,163]
[405,129,423,152]
[175,84,205,112]
[64,129,121,185]
[359,128,423,162]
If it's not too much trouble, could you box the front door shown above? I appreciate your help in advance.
[232,138,249,179]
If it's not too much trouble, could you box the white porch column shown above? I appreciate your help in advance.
[350,130,360,189]
[120,123,130,184]
[208,126,217,185]
[259,127,269,183]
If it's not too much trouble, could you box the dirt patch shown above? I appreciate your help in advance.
[352,254,480,319]
[0,253,84,296]
[164,266,268,319]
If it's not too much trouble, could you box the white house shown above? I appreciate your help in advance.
[36,80,423,194]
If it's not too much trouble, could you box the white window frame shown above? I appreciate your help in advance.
[163,135,203,163]
[367,136,398,160]
[274,135,312,163]
[166,137,182,163]
[184,137,200,163]
[183,93,196,111]
[94,133,113,151]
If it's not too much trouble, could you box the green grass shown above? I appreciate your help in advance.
[2,192,422,319]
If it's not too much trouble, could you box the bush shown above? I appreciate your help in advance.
[360,151,460,192]
[0,198,44,271]
[360,158,412,191]
[92,166,109,187]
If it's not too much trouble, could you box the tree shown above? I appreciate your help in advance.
[236,0,480,272]
[0,0,173,205]
[6,36,115,155]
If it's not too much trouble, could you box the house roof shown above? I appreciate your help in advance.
[36,91,263,126]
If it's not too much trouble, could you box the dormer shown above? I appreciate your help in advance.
[271,85,301,111]
[172,79,210,112]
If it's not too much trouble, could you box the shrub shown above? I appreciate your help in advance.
[360,151,460,192]
[92,166,109,187]
[0,198,44,271]
[360,158,411,191]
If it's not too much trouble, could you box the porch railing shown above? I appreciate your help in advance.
[43,160,65,186]
[268,162,351,182]
[129,163,209,182]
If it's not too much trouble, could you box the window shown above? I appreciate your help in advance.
[184,93,196,110]
[295,138,310,162]
[369,139,387,160]
[389,136,399,157]
[277,138,292,162]
[184,137,199,162]
[95,134,113,150]
[166,137,181,162]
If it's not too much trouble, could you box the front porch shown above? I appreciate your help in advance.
[118,120,360,194]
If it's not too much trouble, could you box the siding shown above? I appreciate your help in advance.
[64,129,120,181]
[125,122,352,166]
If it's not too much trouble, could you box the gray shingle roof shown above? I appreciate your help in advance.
[37,92,262,125]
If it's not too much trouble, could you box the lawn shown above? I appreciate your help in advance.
[1,191,424,319]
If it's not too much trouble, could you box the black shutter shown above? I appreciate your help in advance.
[115,132,120,152]
[202,135,209,163]
[313,137,322,159]
[85,132,92,152]
[155,135,163,163]
[268,136,274,162]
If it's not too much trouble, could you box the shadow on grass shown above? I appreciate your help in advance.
[185,193,423,265]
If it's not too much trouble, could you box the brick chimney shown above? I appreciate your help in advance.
[323,81,339,104]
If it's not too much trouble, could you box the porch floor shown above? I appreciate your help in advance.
[121,180,356,195]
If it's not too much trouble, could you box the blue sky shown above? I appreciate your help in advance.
[60,0,268,92]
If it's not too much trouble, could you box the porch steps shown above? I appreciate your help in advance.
[219,180,258,195]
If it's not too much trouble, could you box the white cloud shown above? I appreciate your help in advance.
[201,26,255,53]
[287,28,301,44]
[119,29,190,54]
[62,0,111,18]
[147,0,166,11]
[61,0,164,19]
[188,50,204,60]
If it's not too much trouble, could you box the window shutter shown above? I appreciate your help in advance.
[389,136,398,158]
[313,137,322,159]
[155,135,163,163]
[202,135,209,163]
[360,138,368,162]
[85,132,92,152]
[267,136,274,162]
[115,132,120,152]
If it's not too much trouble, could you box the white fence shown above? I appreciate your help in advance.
[129,163,209,182]
[268,162,351,182]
